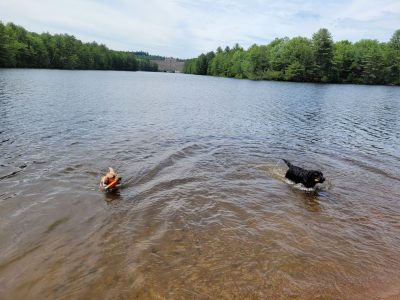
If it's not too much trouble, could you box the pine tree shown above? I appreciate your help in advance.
[312,28,333,82]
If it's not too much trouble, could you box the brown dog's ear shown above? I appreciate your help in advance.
[108,167,115,174]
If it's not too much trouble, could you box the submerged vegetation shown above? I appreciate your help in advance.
[184,28,400,85]
[0,21,158,71]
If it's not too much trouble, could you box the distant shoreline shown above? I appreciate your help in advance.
[2,68,399,87]
[0,21,158,72]
[184,28,400,86]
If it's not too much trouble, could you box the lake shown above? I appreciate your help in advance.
[0,69,400,299]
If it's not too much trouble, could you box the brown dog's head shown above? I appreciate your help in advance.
[105,167,121,183]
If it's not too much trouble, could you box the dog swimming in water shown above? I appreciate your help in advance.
[283,159,325,188]
[100,167,122,192]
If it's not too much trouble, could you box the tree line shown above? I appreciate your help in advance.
[0,21,158,71]
[184,28,400,85]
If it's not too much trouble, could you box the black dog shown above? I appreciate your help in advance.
[283,159,325,188]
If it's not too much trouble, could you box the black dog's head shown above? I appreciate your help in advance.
[307,171,325,187]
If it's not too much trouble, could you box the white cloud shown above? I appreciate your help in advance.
[0,0,399,58]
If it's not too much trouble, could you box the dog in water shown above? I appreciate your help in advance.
[283,159,325,188]
[100,167,122,191]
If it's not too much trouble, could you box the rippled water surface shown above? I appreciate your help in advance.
[1,69,400,299]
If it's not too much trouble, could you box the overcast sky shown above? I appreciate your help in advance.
[1,0,399,58]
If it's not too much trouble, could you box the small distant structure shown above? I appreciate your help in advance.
[151,58,184,73]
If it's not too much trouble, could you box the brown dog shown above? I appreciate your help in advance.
[100,167,122,191]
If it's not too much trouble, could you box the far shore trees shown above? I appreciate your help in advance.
[184,28,400,86]
[0,21,158,71]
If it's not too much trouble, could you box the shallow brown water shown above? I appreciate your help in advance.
[1,70,400,299]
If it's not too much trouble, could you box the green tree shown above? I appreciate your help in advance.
[312,28,333,81]
[281,37,314,81]
[0,21,12,67]
[27,32,50,67]
[389,29,400,50]
[387,29,400,84]
[352,40,385,84]
[242,44,269,79]
[183,58,196,73]
[331,40,355,83]
[1,23,26,67]
[265,38,288,80]
[228,47,246,78]
[195,53,208,75]
[208,51,226,76]
[285,61,306,81]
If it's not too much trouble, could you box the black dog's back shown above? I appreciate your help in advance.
[283,159,310,183]
[283,159,325,188]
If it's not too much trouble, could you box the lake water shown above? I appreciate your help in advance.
[0,69,400,299]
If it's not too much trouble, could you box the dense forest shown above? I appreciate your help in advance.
[0,21,158,71]
[133,51,165,61]
[134,51,186,63]
[184,28,400,85]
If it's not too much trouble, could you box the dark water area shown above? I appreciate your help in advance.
[0,69,400,299]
